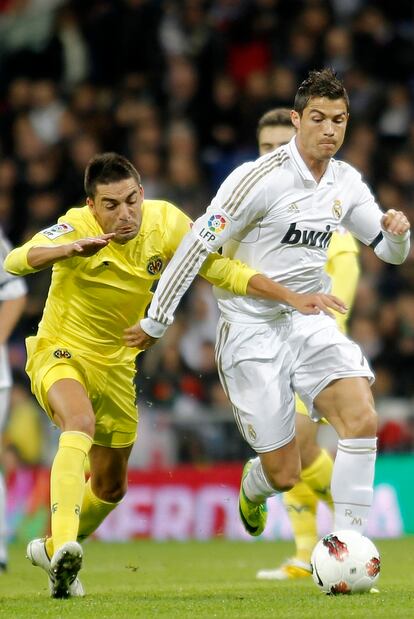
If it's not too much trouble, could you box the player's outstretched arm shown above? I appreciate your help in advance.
[27,233,115,269]
[124,276,347,350]
[246,274,347,318]
[5,233,115,274]
[289,292,347,318]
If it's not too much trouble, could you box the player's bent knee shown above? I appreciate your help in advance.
[343,407,377,438]
[92,475,127,503]
[62,413,95,437]
[265,469,300,493]
[96,484,126,504]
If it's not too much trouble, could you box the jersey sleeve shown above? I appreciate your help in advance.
[161,202,258,301]
[341,172,410,264]
[4,214,85,276]
[140,162,267,337]
[199,254,258,296]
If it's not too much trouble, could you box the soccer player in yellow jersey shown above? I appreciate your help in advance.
[255,108,360,580]
[4,153,345,598]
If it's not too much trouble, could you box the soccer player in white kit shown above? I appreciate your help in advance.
[256,107,360,580]
[125,69,410,537]
[0,228,27,572]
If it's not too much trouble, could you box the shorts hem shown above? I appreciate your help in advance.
[253,428,296,453]
[93,433,137,449]
[307,370,375,421]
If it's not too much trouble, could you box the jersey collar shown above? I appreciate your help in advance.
[288,136,335,187]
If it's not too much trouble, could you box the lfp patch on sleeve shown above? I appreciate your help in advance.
[40,222,75,239]
[207,214,227,234]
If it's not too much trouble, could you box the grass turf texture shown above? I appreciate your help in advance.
[1,538,414,618]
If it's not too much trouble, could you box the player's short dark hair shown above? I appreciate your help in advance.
[84,152,141,198]
[294,69,349,115]
[256,108,292,138]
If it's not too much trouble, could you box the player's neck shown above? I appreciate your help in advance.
[295,141,329,184]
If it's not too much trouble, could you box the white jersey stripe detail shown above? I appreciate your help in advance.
[223,152,289,217]
[156,236,204,309]
[221,150,284,213]
[227,155,289,217]
[154,237,206,323]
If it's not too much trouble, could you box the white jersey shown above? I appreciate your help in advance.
[0,230,27,389]
[142,137,410,335]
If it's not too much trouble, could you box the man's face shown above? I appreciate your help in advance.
[258,125,295,155]
[88,177,144,244]
[291,97,349,161]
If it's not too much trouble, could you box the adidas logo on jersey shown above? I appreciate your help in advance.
[281,223,333,249]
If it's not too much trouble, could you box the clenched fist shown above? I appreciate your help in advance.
[381,209,410,236]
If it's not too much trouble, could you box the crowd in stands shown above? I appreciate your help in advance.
[1,0,414,466]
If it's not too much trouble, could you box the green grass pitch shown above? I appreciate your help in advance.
[1,538,414,618]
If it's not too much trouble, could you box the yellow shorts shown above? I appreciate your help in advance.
[25,337,138,448]
[295,394,328,424]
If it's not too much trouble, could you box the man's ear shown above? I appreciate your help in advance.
[86,197,94,211]
[291,110,300,130]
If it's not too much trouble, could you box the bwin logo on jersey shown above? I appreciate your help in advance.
[281,223,333,249]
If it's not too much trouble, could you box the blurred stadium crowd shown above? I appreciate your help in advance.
[1,0,414,470]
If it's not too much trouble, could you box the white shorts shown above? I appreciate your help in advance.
[215,311,374,453]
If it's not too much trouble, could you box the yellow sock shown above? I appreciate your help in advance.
[77,478,121,541]
[45,472,121,556]
[283,481,318,564]
[301,448,334,509]
[50,431,92,554]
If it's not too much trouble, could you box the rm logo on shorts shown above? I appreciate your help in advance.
[53,349,72,359]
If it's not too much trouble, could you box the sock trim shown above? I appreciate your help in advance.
[59,431,93,454]
[88,481,124,507]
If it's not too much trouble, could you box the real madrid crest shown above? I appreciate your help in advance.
[332,199,342,219]
[146,255,164,276]
[247,424,257,441]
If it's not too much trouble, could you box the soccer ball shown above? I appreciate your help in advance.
[311,530,380,594]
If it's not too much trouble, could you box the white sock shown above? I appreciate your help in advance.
[331,437,377,533]
[243,457,279,503]
[0,471,7,564]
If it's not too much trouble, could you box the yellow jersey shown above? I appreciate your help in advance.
[5,200,257,364]
[326,228,359,333]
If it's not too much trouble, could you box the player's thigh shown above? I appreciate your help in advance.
[93,362,138,449]
[314,376,377,438]
[292,313,374,421]
[26,338,93,428]
[46,374,95,435]
[88,443,133,501]
[216,319,295,452]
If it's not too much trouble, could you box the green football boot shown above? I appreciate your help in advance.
[238,459,268,536]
